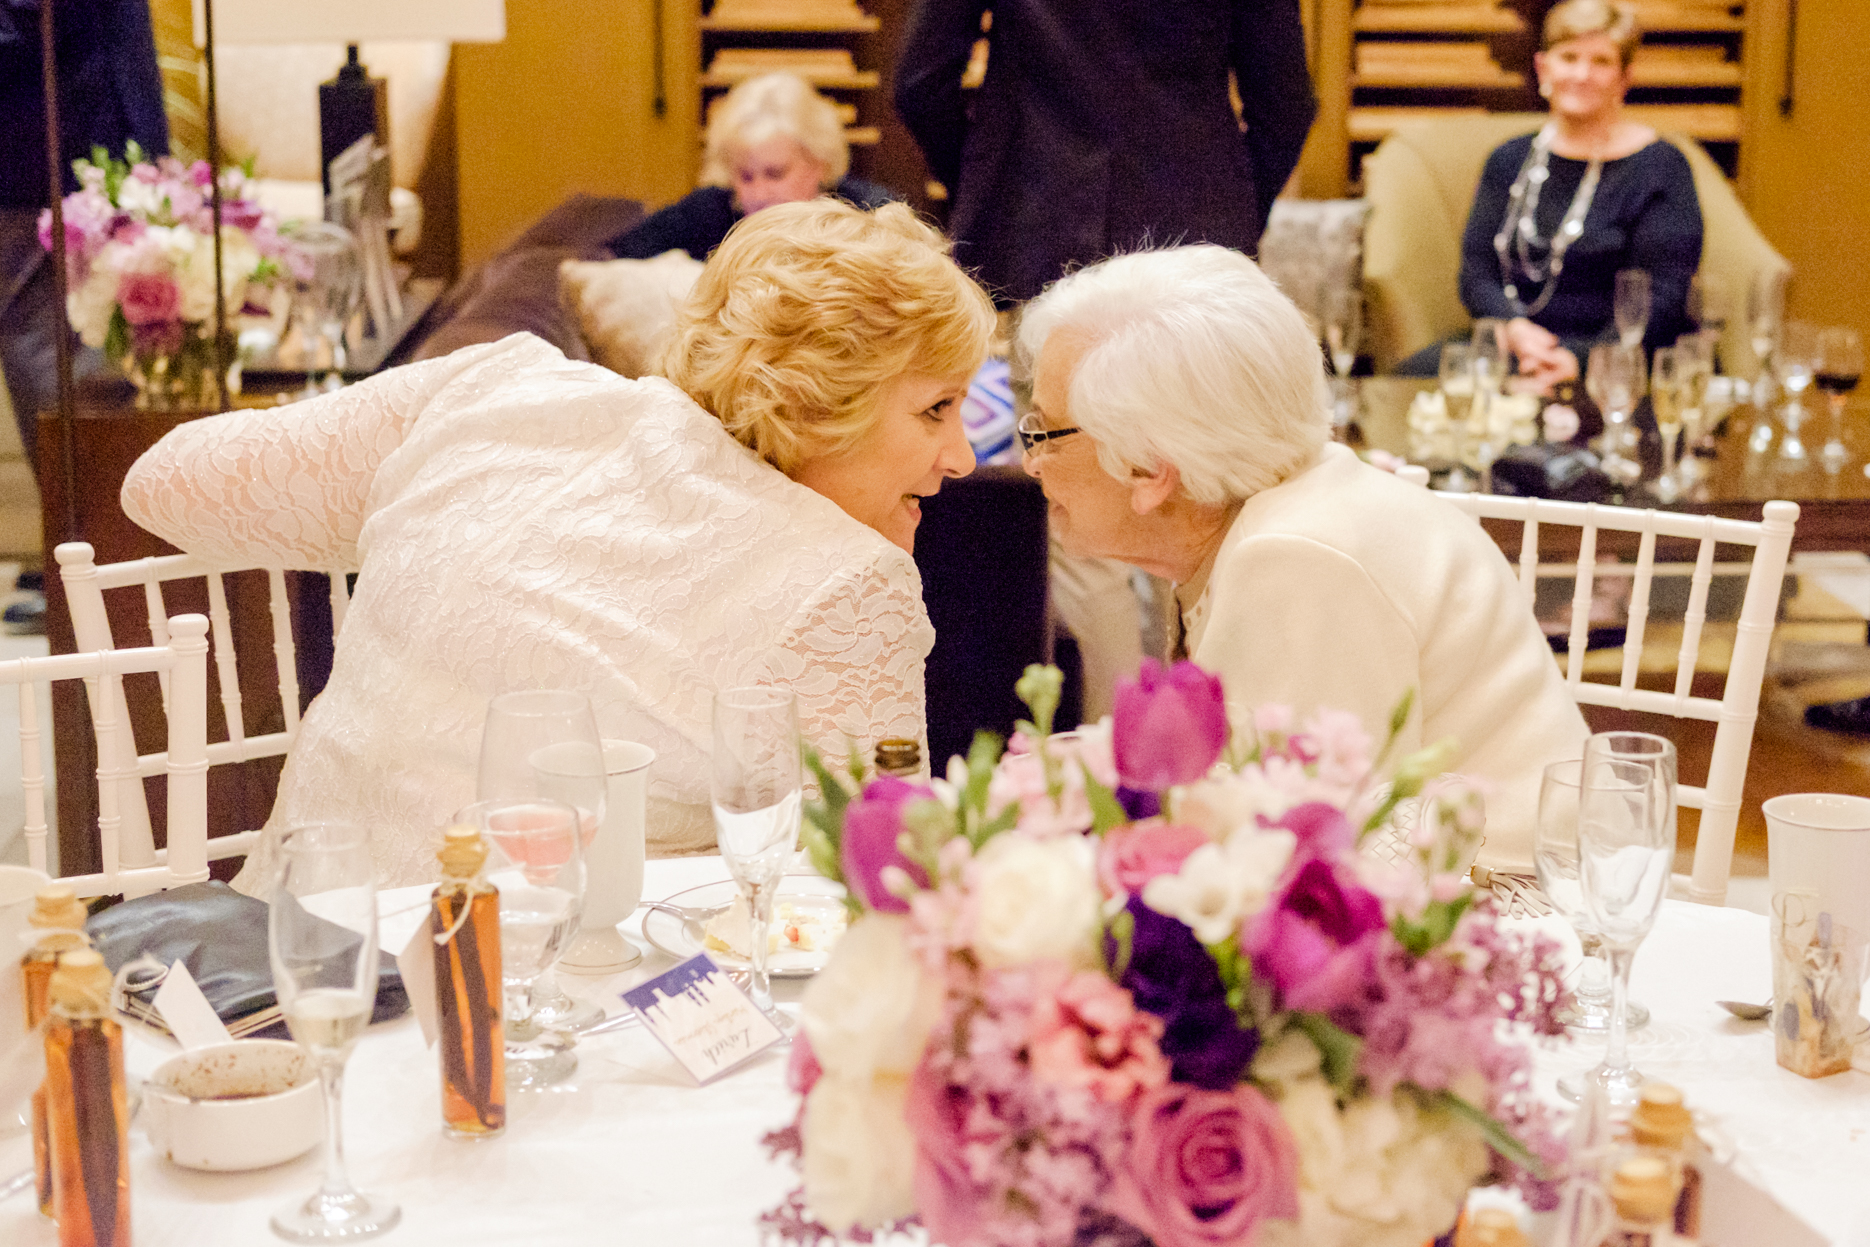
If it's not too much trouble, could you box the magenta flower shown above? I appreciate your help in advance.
[1244,857,1387,1013]
[1112,659,1228,790]
[1107,1082,1300,1247]
[839,775,932,913]
[786,1029,822,1096]
[1267,802,1356,858]
[117,271,181,326]
[1098,819,1211,897]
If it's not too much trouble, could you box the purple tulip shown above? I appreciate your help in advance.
[839,775,933,913]
[1112,659,1228,791]
[1244,857,1387,1013]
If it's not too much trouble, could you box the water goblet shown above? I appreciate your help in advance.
[1534,760,1651,1035]
[1615,269,1652,349]
[456,798,587,1089]
[1748,268,1787,404]
[1564,732,1676,1106]
[478,689,606,1032]
[1816,326,1863,473]
[268,822,400,1242]
[712,686,803,1017]
[281,221,362,396]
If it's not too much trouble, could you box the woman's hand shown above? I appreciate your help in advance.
[1504,318,1579,395]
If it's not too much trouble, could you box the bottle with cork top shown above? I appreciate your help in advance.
[42,948,130,1247]
[873,738,922,778]
[1629,1083,1700,1238]
[1452,1207,1532,1247]
[23,885,89,1218]
[431,823,505,1138]
[1606,1153,1684,1247]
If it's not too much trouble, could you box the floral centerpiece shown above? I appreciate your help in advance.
[764,661,1569,1247]
[39,143,302,409]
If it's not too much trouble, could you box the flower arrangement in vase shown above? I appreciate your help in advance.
[38,143,303,409]
[764,660,1570,1247]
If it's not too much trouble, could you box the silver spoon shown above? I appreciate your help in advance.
[1716,998,1773,1021]
[639,899,727,926]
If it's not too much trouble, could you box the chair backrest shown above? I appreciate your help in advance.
[1361,112,1792,372]
[53,542,351,870]
[5,614,210,899]
[1429,492,1799,905]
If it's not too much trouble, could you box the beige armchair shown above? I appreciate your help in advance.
[1361,112,1789,376]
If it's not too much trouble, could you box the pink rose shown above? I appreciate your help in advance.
[1028,969,1170,1105]
[117,271,181,326]
[1098,820,1211,896]
[1107,1083,1300,1247]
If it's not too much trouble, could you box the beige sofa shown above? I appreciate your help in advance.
[0,372,38,563]
[1361,112,1790,375]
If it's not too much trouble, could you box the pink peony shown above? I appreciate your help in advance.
[840,775,933,913]
[1098,820,1211,897]
[1107,1082,1300,1247]
[1027,968,1170,1105]
[1112,660,1228,790]
[117,271,181,325]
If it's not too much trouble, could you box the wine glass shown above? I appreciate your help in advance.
[1648,347,1685,502]
[281,221,363,396]
[478,689,606,1032]
[712,686,802,1017]
[1614,269,1652,349]
[1775,321,1819,461]
[1586,342,1645,485]
[456,798,586,1089]
[1817,326,1863,473]
[268,822,400,1242]
[1567,731,1676,1106]
[1748,268,1787,404]
[1534,761,1651,1037]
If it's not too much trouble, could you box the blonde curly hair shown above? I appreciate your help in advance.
[1542,0,1641,66]
[699,72,849,189]
[658,199,996,474]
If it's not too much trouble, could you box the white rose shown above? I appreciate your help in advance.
[66,263,120,348]
[800,1071,916,1232]
[968,832,1100,969]
[800,913,940,1082]
[1141,826,1294,945]
[175,230,220,322]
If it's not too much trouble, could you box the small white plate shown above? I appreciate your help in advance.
[641,876,849,977]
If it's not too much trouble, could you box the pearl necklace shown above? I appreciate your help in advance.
[1493,124,1604,318]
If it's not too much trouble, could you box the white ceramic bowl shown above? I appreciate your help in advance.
[143,1039,322,1171]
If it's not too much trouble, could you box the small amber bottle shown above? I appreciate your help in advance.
[23,885,89,1218]
[42,949,130,1247]
[1607,1154,1683,1247]
[874,738,922,778]
[431,823,505,1138]
[1453,1207,1530,1247]
[1630,1083,1701,1239]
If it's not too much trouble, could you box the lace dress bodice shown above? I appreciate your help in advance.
[122,334,932,887]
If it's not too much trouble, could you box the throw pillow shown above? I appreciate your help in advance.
[559,251,705,379]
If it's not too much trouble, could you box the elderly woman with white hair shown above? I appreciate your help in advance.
[606,71,892,261]
[1017,246,1587,872]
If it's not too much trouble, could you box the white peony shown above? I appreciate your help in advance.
[800,1071,917,1232]
[65,261,121,347]
[800,913,941,1083]
[1141,826,1295,945]
[968,832,1101,969]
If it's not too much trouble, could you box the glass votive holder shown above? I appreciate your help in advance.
[1771,891,1869,1079]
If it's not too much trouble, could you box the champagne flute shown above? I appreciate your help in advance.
[1587,342,1644,485]
[1648,347,1684,502]
[1748,268,1787,404]
[1323,287,1363,429]
[1816,326,1863,473]
[1566,732,1676,1106]
[1685,273,1729,371]
[712,686,802,1017]
[1614,269,1652,349]
[478,690,606,1032]
[1775,320,1818,461]
[1534,761,1651,1036]
[269,822,400,1242]
[456,798,586,1089]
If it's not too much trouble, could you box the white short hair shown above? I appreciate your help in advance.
[1016,246,1332,505]
[700,72,849,189]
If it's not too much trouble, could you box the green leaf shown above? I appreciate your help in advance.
[1432,1090,1549,1179]
[1295,1013,1364,1096]
[968,803,1020,850]
[799,739,852,888]
[1209,940,1258,1027]
[1104,908,1136,980]
[1015,664,1062,740]
[1081,767,1127,835]
[103,306,129,366]
[962,730,1004,817]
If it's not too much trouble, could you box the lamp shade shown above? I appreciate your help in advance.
[193,0,506,46]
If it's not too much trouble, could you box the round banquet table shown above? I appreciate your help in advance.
[4,858,1870,1245]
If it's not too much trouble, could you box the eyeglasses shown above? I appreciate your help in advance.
[1016,412,1081,456]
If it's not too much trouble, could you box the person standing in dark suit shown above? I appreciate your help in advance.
[894,0,1317,307]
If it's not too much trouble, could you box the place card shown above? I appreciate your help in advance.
[152,960,233,1050]
[621,954,785,1084]
[396,923,441,1049]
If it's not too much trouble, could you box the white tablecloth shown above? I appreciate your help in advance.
[4,866,1869,1245]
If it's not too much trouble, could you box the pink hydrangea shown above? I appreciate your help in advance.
[1027,968,1170,1105]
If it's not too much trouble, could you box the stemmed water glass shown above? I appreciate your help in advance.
[1586,342,1645,485]
[1686,272,1729,370]
[269,822,400,1242]
[1748,268,1787,406]
[1567,731,1676,1106]
[1323,286,1362,428]
[712,686,802,1017]
[1614,269,1651,349]
[456,797,587,1089]
[1535,760,1651,1038]
[282,220,363,396]
[1817,326,1863,473]
[478,689,606,1032]
[1775,321,1819,461]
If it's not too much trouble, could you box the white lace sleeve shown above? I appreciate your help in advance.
[120,344,502,571]
[760,553,932,775]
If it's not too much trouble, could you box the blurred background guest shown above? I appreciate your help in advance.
[605,70,892,262]
[1017,246,1586,872]
[121,200,993,888]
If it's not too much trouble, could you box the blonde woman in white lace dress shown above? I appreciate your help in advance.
[121,200,995,888]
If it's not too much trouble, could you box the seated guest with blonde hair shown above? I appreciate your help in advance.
[122,199,993,888]
[607,70,892,262]
[1016,246,1586,872]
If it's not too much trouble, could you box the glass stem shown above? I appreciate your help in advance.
[1576,934,1612,1007]
[1660,427,1678,481]
[1603,944,1636,1077]
[1832,394,1848,445]
[745,879,776,1014]
[316,1057,354,1200]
